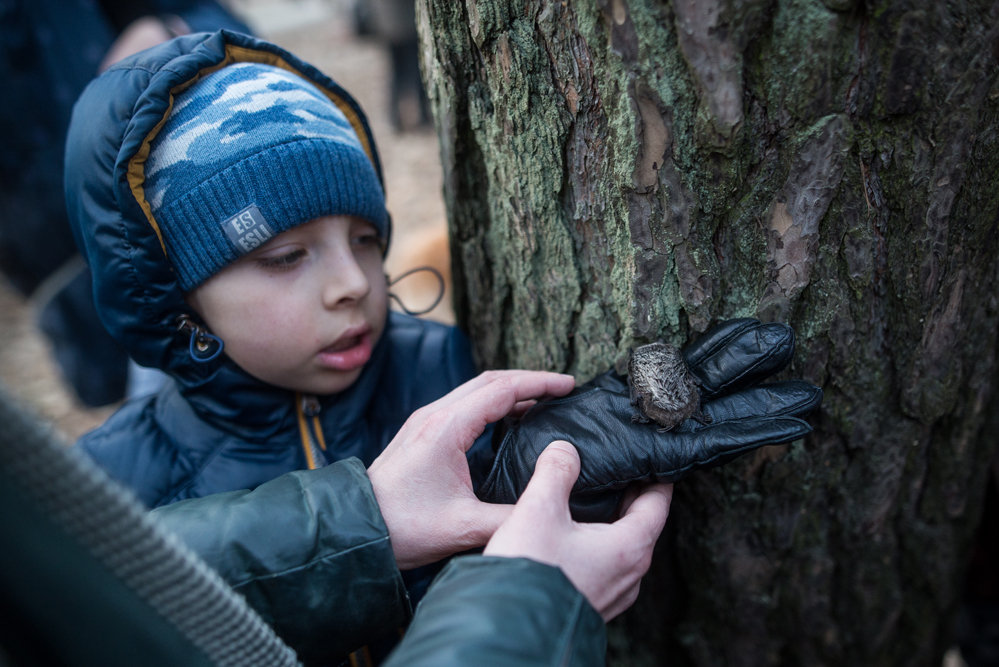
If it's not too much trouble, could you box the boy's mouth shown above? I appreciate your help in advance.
[327,335,362,352]
[318,326,373,372]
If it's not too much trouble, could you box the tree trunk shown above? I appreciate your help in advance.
[416,0,999,664]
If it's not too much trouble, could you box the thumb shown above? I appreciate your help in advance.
[616,483,672,541]
[453,499,516,549]
[517,440,580,518]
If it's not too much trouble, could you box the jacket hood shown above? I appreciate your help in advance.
[64,31,391,426]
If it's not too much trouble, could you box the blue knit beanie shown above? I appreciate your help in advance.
[145,62,388,291]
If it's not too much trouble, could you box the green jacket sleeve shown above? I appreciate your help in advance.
[385,556,606,667]
[149,458,410,665]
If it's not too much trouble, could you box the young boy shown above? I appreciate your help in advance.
[65,31,493,607]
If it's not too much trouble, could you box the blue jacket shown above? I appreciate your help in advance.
[66,31,490,525]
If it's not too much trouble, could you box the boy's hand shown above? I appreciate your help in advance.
[478,319,823,522]
[484,441,671,621]
[367,370,576,571]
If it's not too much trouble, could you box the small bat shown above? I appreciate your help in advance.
[628,342,712,432]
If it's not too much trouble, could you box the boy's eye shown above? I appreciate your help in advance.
[257,248,306,271]
[353,233,385,252]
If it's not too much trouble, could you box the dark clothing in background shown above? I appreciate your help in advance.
[0,0,249,406]
[360,0,431,130]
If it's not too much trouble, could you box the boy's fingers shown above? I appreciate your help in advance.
[615,483,672,541]
[517,441,580,518]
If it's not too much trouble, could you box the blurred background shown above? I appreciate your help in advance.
[0,0,452,442]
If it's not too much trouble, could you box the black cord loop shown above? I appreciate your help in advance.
[387,266,445,317]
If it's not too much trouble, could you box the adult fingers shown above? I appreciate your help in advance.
[615,482,672,541]
[444,374,578,449]
[684,320,796,400]
[515,441,580,521]
[616,482,645,518]
[701,381,822,424]
[429,370,575,412]
[452,499,516,549]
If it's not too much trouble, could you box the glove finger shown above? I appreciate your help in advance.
[698,381,822,424]
[494,386,816,489]
[684,320,796,400]
[588,370,629,393]
[652,416,812,483]
[569,416,812,522]
[682,318,760,367]
[477,383,814,523]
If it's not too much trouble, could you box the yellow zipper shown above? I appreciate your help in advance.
[295,393,326,469]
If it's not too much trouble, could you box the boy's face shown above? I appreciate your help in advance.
[185,215,388,395]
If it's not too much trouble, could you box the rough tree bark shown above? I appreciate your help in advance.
[416,1,999,665]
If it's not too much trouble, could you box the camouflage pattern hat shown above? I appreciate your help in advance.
[145,62,387,291]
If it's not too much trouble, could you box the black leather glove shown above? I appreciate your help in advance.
[477,319,823,522]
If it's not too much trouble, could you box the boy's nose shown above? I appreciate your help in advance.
[321,252,371,308]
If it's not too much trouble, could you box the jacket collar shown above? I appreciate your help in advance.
[176,314,393,443]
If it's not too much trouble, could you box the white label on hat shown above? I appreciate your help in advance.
[223,205,275,255]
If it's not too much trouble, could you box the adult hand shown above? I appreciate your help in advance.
[478,319,824,522]
[485,441,671,621]
[368,370,576,571]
